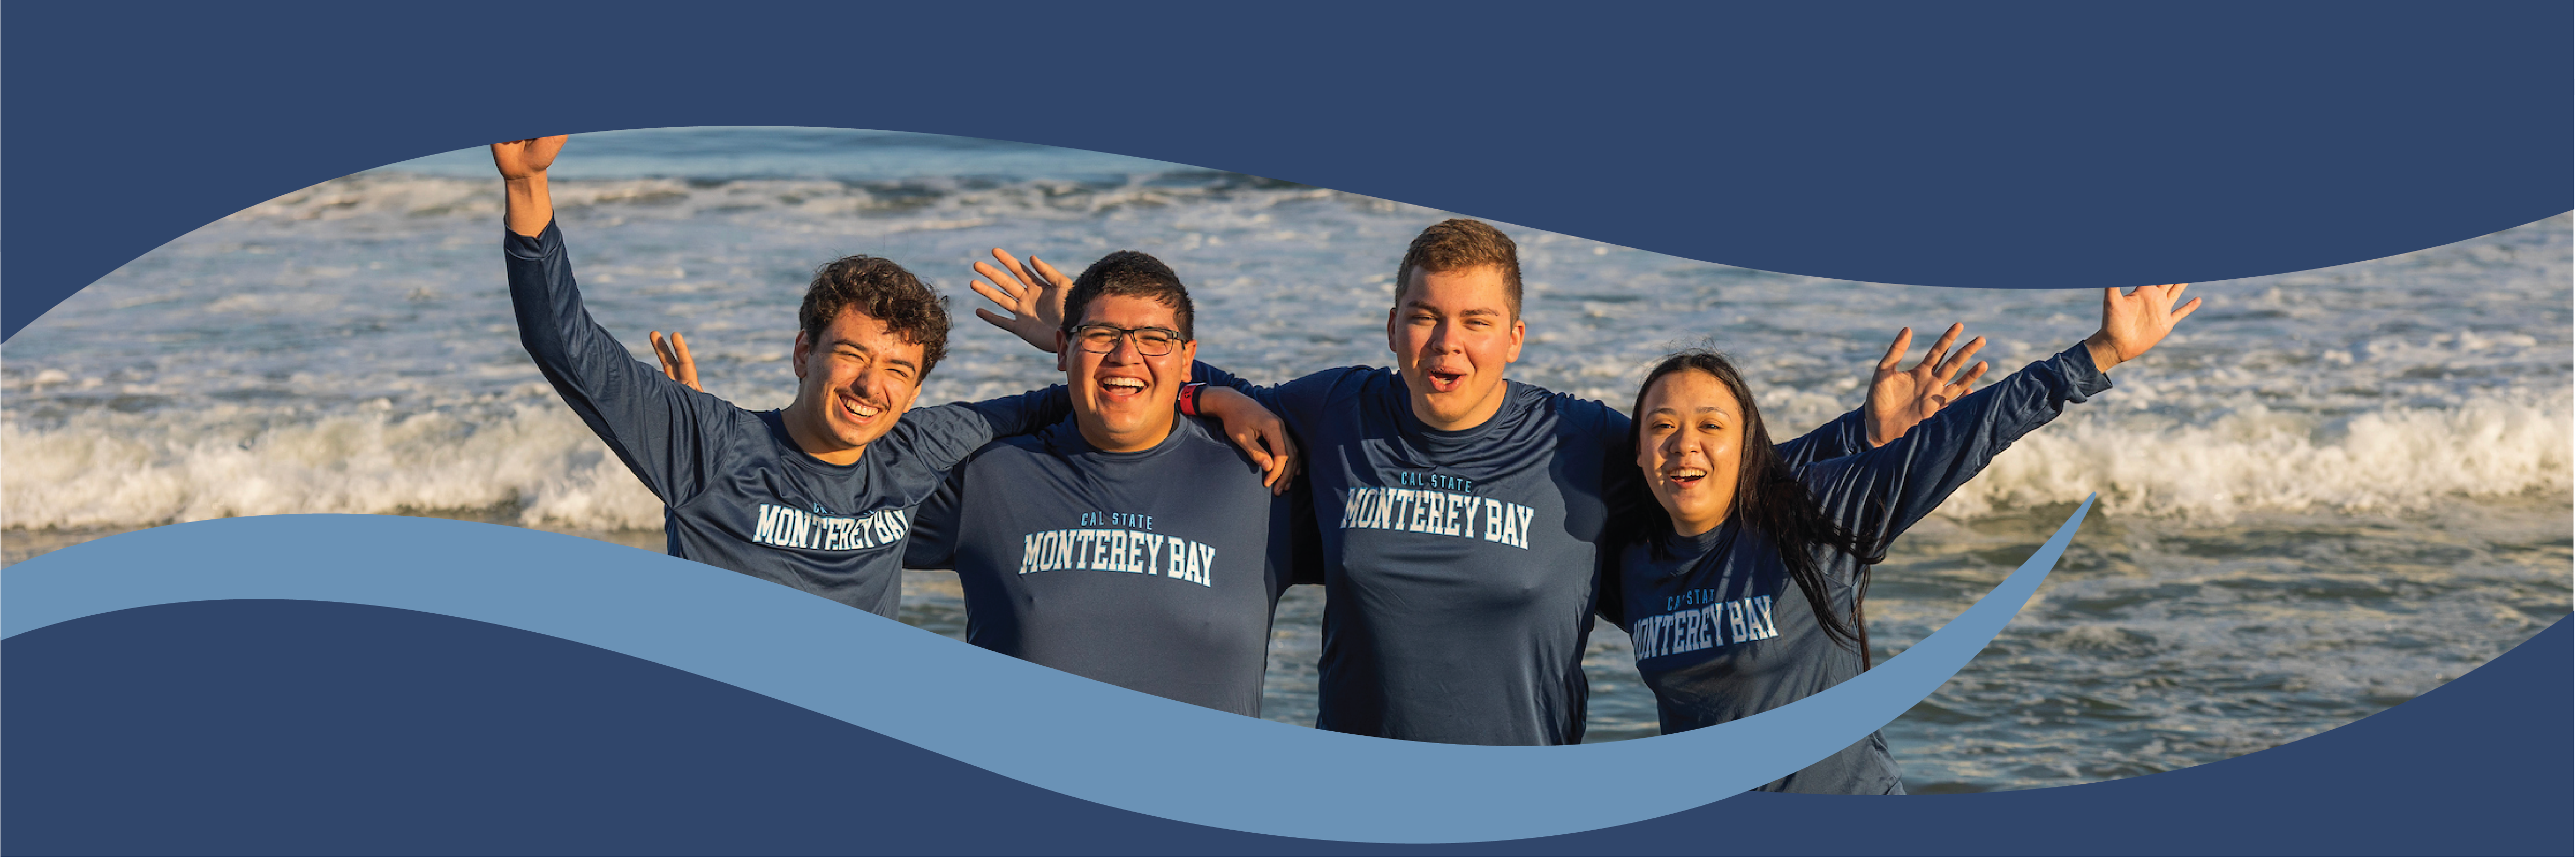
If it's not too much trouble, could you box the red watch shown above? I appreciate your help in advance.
[1178,382,1206,417]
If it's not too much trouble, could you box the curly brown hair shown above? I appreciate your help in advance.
[799,255,952,378]
[1394,218,1524,319]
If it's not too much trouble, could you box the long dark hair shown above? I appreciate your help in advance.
[1624,350,1890,666]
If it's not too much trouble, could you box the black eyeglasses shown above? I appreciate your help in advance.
[1065,324,1185,356]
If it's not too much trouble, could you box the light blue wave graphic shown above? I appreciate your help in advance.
[2,501,2090,843]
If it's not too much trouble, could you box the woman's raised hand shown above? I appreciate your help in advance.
[2084,284,2200,372]
[1864,323,1989,447]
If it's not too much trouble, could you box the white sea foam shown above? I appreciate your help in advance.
[1944,389,2573,520]
[2,404,660,531]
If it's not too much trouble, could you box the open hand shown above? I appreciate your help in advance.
[651,330,703,393]
[1864,323,1988,447]
[2084,284,2199,372]
[970,248,1072,352]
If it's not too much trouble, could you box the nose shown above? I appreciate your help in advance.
[1424,318,1463,354]
[1103,333,1145,364]
[1660,427,1694,460]
[845,366,887,399]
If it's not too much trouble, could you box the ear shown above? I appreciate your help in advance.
[1505,318,1527,363]
[1054,329,1068,373]
[791,330,812,380]
[1179,339,1198,368]
[1384,306,1402,356]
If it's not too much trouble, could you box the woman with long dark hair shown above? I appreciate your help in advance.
[1610,284,2198,794]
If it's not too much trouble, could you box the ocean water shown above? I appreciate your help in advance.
[5,127,2566,792]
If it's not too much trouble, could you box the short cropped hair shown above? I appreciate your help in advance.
[799,255,951,378]
[1065,250,1195,340]
[1394,218,1524,318]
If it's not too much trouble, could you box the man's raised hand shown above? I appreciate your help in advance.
[491,136,567,238]
[970,248,1072,352]
[1864,323,1989,447]
[490,137,566,180]
[2083,284,2199,372]
[652,330,704,393]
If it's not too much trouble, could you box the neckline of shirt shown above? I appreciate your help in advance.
[1388,372,1530,448]
[1043,413,1207,463]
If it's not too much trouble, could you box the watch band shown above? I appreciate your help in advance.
[1178,382,1206,417]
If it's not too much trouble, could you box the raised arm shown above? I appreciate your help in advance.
[498,136,730,504]
[1805,287,2194,544]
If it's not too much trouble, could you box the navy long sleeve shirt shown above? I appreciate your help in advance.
[902,416,1310,716]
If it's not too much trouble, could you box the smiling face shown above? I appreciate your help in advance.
[1635,368,1745,536]
[1386,265,1526,431]
[1060,293,1197,452]
[782,305,928,465]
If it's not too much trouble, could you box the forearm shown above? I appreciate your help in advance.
[959,385,1074,440]
[1824,344,2110,538]
[505,174,553,239]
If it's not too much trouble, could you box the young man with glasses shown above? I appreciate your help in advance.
[899,251,1314,715]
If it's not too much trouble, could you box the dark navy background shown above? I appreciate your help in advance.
[4,2,2569,854]
[4,600,2566,856]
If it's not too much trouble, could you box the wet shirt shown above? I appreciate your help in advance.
[902,416,1304,717]
[1205,364,1870,745]
[1615,344,2111,793]
[506,222,1067,617]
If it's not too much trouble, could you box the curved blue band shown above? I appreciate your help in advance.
[1,500,2088,843]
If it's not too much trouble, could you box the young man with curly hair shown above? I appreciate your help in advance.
[494,136,1290,618]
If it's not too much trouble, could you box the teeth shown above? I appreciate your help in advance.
[1103,379,1145,390]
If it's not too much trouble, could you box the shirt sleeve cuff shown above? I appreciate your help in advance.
[2056,341,2116,399]
[502,219,560,260]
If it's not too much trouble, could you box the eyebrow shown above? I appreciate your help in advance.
[1404,300,1506,317]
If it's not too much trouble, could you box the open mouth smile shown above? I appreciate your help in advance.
[1097,375,1149,401]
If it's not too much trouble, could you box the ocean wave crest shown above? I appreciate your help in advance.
[1945,389,2573,520]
